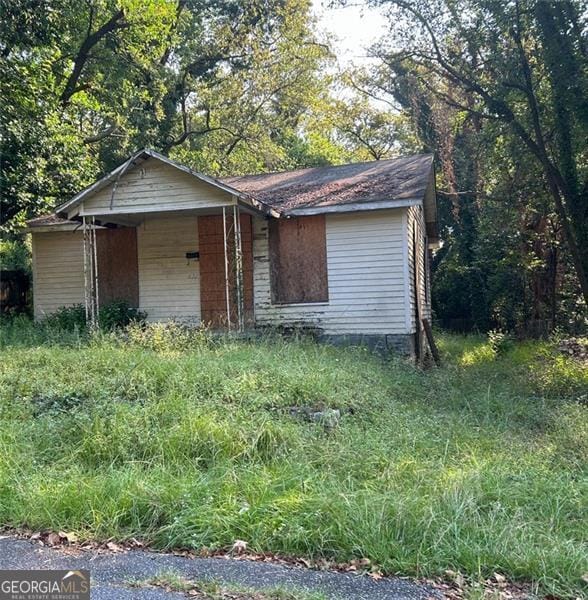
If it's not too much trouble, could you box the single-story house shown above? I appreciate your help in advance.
[27,149,438,356]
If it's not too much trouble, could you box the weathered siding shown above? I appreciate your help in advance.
[77,159,233,217]
[407,204,431,332]
[137,215,200,322]
[31,231,84,318]
[253,210,409,335]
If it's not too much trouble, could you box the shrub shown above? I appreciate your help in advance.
[487,328,513,356]
[44,304,87,331]
[98,300,146,330]
[43,300,146,332]
[125,320,209,352]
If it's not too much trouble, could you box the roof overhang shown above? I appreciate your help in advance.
[284,197,423,217]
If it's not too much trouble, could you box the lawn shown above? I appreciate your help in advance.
[0,318,586,597]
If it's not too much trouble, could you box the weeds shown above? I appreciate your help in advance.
[130,570,326,599]
[0,321,586,597]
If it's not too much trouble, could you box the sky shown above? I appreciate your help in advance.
[311,0,389,67]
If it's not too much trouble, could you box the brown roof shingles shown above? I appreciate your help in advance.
[222,154,434,212]
[26,214,77,227]
[28,154,434,226]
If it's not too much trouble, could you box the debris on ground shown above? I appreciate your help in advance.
[286,406,341,430]
[557,337,588,363]
[3,528,541,599]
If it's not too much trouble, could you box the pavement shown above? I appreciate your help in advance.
[0,536,440,599]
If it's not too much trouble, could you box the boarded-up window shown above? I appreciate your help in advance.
[96,228,139,307]
[269,215,328,304]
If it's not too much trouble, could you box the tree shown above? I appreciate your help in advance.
[366,0,588,307]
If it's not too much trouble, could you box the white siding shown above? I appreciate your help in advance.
[137,215,200,322]
[77,159,233,217]
[31,231,84,318]
[252,210,410,335]
[407,204,431,331]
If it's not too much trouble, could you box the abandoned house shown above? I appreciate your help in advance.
[27,149,438,355]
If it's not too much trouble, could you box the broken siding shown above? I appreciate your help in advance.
[407,204,431,332]
[77,159,233,217]
[137,215,200,322]
[31,231,84,318]
[253,210,408,334]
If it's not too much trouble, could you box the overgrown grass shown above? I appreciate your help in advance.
[0,318,586,597]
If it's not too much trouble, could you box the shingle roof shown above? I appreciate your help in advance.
[222,154,434,213]
[27,214,77,227]
[28,153,435,228]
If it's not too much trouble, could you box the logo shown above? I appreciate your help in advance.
[0,570,90,600]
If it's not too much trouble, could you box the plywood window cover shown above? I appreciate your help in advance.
[269,215,329,305]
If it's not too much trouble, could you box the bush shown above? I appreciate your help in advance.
[487,328,513,356]
[44,304,86,331]
[98,300,146,331]
[125,320,209,352]
[43,300,146,332]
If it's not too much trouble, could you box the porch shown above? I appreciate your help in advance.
[50,149,271,331]
[78,208,255,331]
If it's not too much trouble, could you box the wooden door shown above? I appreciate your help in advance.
[96,228,139,307]
[198,214,253,328]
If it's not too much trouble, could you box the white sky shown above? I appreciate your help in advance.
[311,0,389,67]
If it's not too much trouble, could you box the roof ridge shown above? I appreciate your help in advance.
[221,153,434,182]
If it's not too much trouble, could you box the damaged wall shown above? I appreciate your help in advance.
[252,209,409,335]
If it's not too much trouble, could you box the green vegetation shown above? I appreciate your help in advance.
[43,300,146,332]
[129,570,326,599]
[0,320,586,597]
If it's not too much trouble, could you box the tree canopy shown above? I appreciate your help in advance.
[1,0,585,332]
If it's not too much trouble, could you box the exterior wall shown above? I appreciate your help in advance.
[77,158,232,217]
[136,214,200,322]
[31,231,84,318]
[252,209,410,335]
[407,204,431,332]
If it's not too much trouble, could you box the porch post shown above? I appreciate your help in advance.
[222,206,231,331]
[233,204,245,332]
[82,216,99,329]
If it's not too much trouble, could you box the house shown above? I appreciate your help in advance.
[27,149,438,356]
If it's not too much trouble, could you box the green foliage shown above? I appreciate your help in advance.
[41,301,145,332]
[1,0,345,230]
[125,321,209,353]
[0,238,31,273]
[98,300,146,331]
[0,325,586,597]
[487,329,514,357]
[43,304,87,331]
[364,0,587,333]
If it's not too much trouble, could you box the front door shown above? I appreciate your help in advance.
[198,214,253,328]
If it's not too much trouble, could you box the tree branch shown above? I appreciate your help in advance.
[60,8,128,105]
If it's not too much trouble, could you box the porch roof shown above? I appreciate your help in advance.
[54,149,276,222]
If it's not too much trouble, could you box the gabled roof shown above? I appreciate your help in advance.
[30,150,436,228]
[55,148,275,219]
[223,154,434,216]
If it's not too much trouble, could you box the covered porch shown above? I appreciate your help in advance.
[53,149,273,331]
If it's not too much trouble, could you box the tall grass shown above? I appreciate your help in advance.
[0,319,586,597]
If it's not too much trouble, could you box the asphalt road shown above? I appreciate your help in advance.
[0,536,439,599]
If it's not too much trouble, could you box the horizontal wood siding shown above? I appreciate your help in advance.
[253,210,409,334]
[79,159,233,217]
[31,231,84,318]
[407,204,431,331]
[137,215,200,322]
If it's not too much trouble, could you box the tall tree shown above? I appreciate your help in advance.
[0,0,334,229]
[365,0,588,307]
